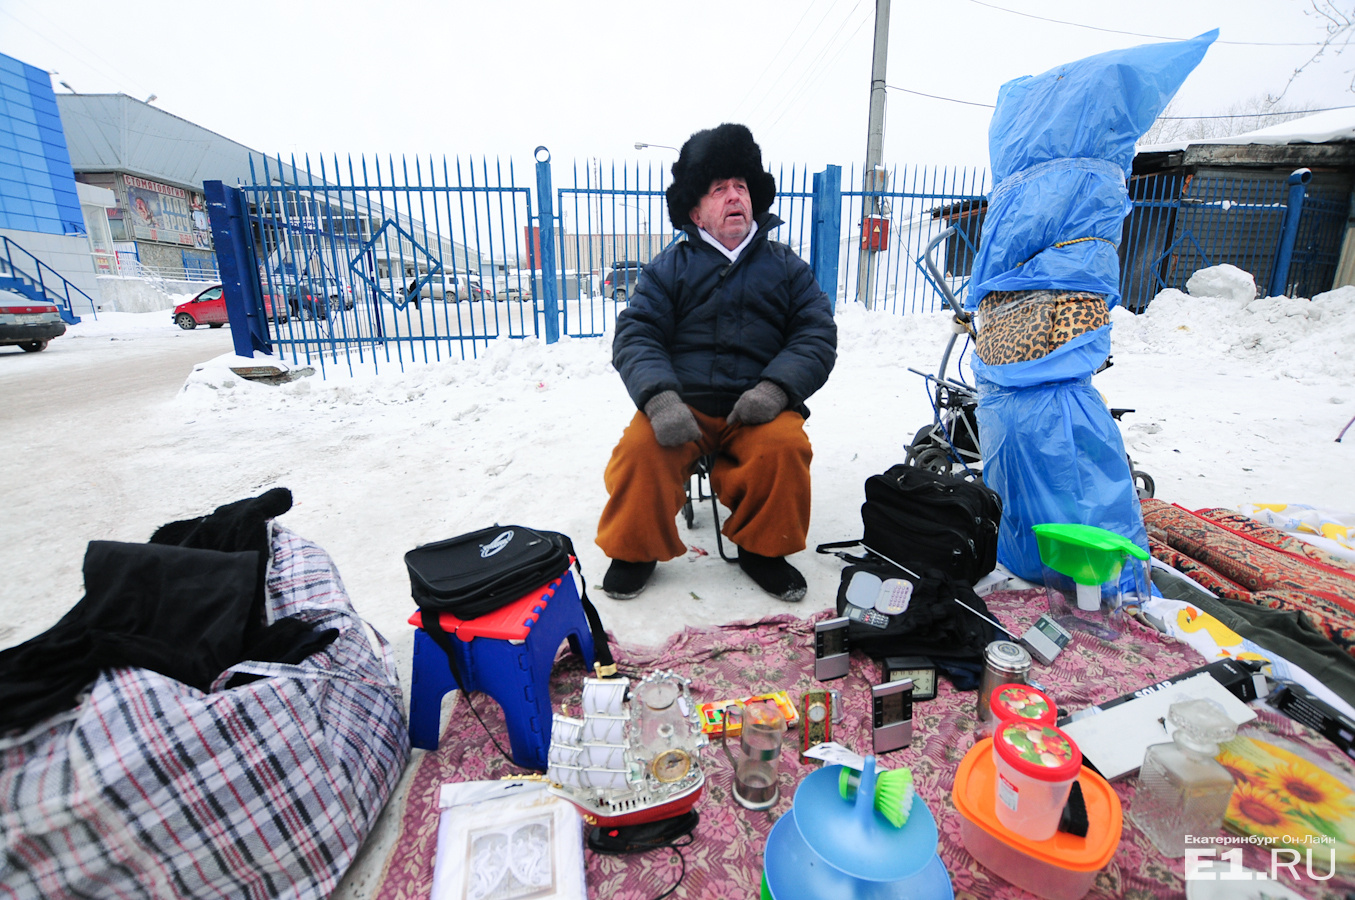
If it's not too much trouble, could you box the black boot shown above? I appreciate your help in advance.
[602,559,657,600]
[738,549,806,602]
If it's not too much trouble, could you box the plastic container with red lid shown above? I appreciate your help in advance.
[992,720,1082,840]
[989,683,1057,726]
[953,738,1121,900]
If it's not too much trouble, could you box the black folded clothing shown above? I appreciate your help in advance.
[0,489,324,735]
[0,541,258,733]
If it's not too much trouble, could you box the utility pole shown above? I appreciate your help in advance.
[857,0,891,309]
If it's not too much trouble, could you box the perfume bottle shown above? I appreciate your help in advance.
[1129,699,1238,857]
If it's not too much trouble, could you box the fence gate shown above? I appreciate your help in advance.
[238,154,539,375]
[548,161,824,337]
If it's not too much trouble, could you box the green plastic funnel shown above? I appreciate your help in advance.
[1031,523,1149,586]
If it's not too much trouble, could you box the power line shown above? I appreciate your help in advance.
[885,83,1355,119]
[765,0,873,129]
[1159,106,1355,119]
[1,1,156,97]
[966,0,1323,47]
[732,0,827,116]
[743,0,859,122]
[884,84,993,108]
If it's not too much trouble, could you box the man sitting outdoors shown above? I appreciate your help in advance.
[596,123,838,602]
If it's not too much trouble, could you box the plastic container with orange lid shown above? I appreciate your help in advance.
[989,683,1057,726]
[952,738,1122,900]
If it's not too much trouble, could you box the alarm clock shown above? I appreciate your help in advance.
[814,617,850,681]
[882,655,937,701]
[871,679,914,754]
[800,690,832,761]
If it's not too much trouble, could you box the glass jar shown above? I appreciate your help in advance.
[635,679,686,764]
[1130,699,1237,857]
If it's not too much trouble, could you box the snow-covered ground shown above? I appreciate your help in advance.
[2,266,1353,895]
[5,264,1353,671]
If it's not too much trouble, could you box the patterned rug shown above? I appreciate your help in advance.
[1144,498,1355,657]
[373,588,1355,900]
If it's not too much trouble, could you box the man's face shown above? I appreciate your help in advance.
[689,177,752,250]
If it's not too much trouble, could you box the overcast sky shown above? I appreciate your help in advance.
[3,0,1354,179]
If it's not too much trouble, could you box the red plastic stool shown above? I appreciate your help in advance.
[407,569,596,769]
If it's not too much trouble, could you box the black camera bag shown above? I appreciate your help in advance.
[406,525,574,618]
[818,464,1001,585]
[406,525,616,701]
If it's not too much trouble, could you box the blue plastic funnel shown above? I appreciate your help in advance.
[790,759,938,882]
[763,812,954,900]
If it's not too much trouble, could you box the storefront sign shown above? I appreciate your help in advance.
[122,175,201,247]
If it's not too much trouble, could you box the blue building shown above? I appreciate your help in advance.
[0,50,110,313]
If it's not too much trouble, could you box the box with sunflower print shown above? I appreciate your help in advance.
[1218,734,1355,867]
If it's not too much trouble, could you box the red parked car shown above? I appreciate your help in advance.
[173,284,288,330]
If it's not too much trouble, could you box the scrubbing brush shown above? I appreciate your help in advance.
[838,765,916,828]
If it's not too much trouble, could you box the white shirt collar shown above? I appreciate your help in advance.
[697,220,758,263]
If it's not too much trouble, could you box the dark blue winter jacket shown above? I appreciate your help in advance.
[612,213,837,419]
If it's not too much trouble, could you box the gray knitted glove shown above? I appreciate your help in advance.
[727,381,788,426]
[644,390,701,447]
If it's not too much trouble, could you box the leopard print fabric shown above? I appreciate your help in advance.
[975,289,1111,366]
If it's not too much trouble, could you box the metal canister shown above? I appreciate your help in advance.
[976,640,1032,735]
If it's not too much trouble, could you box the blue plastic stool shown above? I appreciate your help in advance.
[407,570,597,770]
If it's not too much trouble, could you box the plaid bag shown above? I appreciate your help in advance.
[0,524,408,900]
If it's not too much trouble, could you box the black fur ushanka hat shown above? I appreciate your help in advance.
[665,123,777,229]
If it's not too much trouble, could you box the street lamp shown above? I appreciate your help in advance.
[634,141,678,153]
[617,202,647,235]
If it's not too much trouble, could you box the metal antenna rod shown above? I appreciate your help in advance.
[862,544,921,580]
[863,543,1018,641]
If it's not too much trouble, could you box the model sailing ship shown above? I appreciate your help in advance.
[546,670,707,827]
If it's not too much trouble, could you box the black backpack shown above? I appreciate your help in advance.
[818,464,1001,586]
[832,558,996,662]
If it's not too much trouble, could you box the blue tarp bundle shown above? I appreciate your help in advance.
[967,31,1217,582]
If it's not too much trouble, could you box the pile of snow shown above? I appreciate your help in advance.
[1186,263,1256,302]
[1111,282,1355,383]
[178,331,619,413]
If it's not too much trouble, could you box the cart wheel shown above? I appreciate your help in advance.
[914,448,955,475]
[904,427,936,465]
[1135,470,1156,500]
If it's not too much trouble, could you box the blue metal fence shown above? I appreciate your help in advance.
[1118,169,1350,310]
[839,164,990,315]
[239,154,538,376]
[216,155,1351,373]
[551,161,821,338]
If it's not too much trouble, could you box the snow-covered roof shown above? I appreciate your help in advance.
[1139,107,1355,155]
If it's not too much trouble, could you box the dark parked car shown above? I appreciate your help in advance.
[284,284,332,320]
[0,289,65,351]
[331,282,356,310]
[173,284,286,330]
[602,261,643,301]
